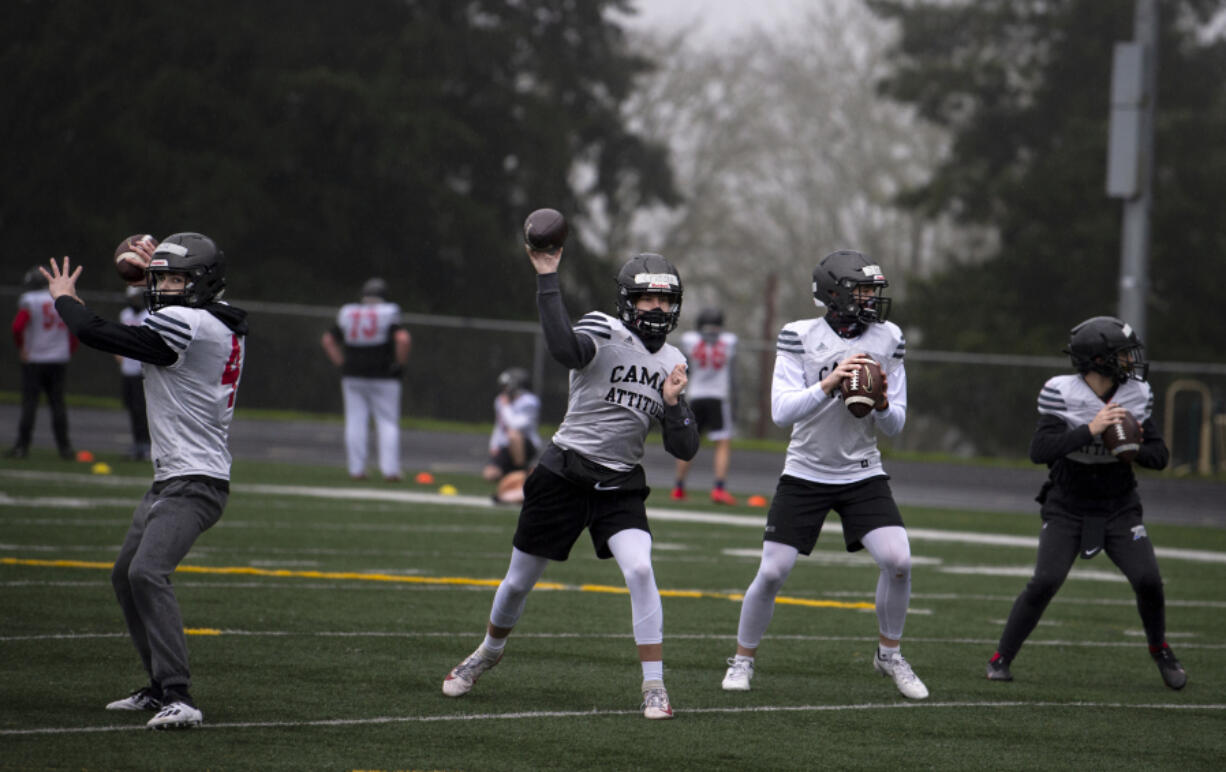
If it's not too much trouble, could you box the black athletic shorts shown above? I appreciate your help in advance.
[763,474,903,553]
[689,398,727,435]
[512,463,651,561]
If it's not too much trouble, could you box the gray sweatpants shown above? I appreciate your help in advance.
[111,477,227,693]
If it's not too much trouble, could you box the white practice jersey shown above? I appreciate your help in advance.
[490,390,543,452]
[551,312,687,472]
[1037,374,1155,465]
[774,317,907,484]
[17,289,72,363]
[679,330,738,401]
[336,301,400,346]
[118,306,150,376]
[141,305,246,481]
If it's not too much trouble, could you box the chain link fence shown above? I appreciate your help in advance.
[4,287,1224,474]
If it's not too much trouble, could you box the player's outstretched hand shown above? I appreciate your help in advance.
[662,362,687,406]
[39,256,83,304]
[525,245,562,275]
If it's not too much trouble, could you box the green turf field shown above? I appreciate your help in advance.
[2,453,1224,771]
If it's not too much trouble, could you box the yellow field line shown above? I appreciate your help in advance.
[0,556,875,611]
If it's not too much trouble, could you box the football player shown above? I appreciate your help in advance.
[40,233,248,729]
[7,265,76,459]
[986,316,1185,689]
[720,250,928,700]
[483,367,542,504]
[671,307,740,504]
[442,244,699,720]
[320,278,412,481]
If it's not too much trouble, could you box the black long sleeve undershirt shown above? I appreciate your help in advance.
[54,296,176,366]
[536,272,595,369]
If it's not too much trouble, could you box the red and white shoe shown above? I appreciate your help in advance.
[710,489,737,505]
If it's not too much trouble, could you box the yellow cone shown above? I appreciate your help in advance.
[91,462,112,475]
[438,484,458,496]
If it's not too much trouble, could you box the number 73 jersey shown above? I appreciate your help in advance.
[141,305,246,482]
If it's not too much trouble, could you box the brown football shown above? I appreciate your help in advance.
[523,208,568,252]
[840,359,884,418]
[1102,410,1142,463]
[114,234,158,285]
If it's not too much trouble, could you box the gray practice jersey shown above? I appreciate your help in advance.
[1037,375,1154,465]
[551,311,687,472]
[773,317,907,484]
[142,305,246,481]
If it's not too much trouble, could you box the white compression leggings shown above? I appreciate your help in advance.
[735,526,913,649]
[488,529,663,645]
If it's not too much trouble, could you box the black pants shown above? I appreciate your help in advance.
[996,490,1166,660]
[15,362,71,452]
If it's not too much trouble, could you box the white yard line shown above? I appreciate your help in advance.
[2,699,1223,736]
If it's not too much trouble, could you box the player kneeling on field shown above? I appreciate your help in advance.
[40,234,248,729]
[483,367,541,504]
[986,316,1185,690]
[442,236,698,720]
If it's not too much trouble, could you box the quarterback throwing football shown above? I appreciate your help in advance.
[442,241,698,720]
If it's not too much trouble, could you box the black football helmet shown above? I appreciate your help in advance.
[812,250,891,324]
[616,253,683,337]
[1066,315,1149,383]
[497,367,531,394]
[361,277,388,300]
[697,307,724,328]
[21,265,48,291]
[146,233,226,311]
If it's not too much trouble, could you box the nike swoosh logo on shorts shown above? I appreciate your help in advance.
[1082,546,1101,558]
[593,481,621,491]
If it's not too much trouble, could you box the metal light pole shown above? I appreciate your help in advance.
[1106,0,1158,341]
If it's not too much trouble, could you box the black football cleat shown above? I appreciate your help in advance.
[1152,645,1187,690]
[986,652,1013,681]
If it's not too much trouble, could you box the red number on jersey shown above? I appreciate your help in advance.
[345,308,379,342]
[220,334,243,407]
[40,301,66,331]
[692,340,727,370]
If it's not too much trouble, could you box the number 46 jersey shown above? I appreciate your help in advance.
[142,305,246,482]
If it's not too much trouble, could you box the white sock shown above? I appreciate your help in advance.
[878,643,900,659]
[733,654,754,666]
[641,661,664,683]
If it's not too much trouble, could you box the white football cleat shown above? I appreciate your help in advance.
[146,701,203,730]
[106,686,162,712]
[641,680,674,720]
[874,649,929,700]
[442,646,502,697]
[721,657,754,691]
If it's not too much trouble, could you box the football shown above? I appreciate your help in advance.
[840,359,884,418]
[114,234,158,285]
[1102,410,1142,463]
[523,208,568,252]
